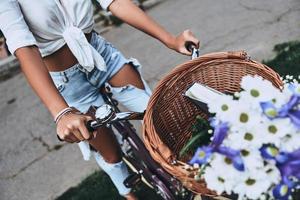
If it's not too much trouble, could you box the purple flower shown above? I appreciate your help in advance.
[278,95,300,116]
[189,146,213,165]
[190,120,245,171]
[211,122,229,149]
[260,101,278,119]
[217,146,245,171]
[261,95,300,129]
[261,146,300,191]
[273,182,292,200]
[279,159,300,180]
[260,145,279,160]
[286,110,300,129]
[278,95,300,129]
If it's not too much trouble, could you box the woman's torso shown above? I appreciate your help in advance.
[18,0,95,71]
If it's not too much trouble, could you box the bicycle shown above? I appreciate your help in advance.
[85,43,201,200]
[85,87,192,200]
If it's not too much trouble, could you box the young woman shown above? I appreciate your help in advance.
[0,0,199,199]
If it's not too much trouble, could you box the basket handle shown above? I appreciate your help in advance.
[227,50,249,59]
[196,50,249,61]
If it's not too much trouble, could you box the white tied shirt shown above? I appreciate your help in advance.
[0,0,115,72]
[0,0,115,160]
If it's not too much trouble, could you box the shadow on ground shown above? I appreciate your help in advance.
[56,170,162,200]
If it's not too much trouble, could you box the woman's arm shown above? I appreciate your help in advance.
[15,47,68,117]
[107,0,199,55]
[15,47,92,142]
[0,1,91,142]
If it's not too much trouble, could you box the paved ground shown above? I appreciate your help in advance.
[0,0,299,199]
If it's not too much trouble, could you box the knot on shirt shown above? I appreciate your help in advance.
[62,26,107,72]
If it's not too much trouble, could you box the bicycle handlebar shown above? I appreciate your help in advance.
[85,104,145,132]
[86,120,96,132]
[184,41,200,59]
[184,41,197,52]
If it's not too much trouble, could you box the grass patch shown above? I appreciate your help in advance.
[55,170,162,200]
[263,41,300,77]
[56,41,300,200]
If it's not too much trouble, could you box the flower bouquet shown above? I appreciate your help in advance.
[185,75,300,200]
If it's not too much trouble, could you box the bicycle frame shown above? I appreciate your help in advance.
[87,86,193,200]
[86,43,201,200]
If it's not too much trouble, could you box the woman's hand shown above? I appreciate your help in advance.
[167,30,200,56]
[56,112,94,143]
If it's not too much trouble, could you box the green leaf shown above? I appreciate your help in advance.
[179,116,212,159]
[179,133,203,158]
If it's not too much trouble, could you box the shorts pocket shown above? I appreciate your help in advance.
[56,83,65,93]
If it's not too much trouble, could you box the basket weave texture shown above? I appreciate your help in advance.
[142,51,283,195]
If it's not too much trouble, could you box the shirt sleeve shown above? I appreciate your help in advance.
[96,0,115,11]
[0,0,37,55]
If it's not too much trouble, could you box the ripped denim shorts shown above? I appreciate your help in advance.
[49,32,152,160]
[50,31,151,114]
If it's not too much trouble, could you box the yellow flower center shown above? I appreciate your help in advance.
[240,113,249,123]
[268,125,278,134]
[266,109,277,118]
[198,151,206,158]
[250,89,260,97]
[244,132,253,141]
[245,178,256,185]
[221,104,229,111]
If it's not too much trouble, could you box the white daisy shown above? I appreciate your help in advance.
[272,86,292,108]
[240,75,282,106]
[223,124,265,149]
[204,154,242,195]
[233,169,273,200]
[263,162,281,185]
[207,94,237,122]
[225,101,262,132]
[240,149,264,170]
[288,82,300,95]
[280,133,300,152]
[260,118,293,147]
[209,153,243,181]
[203,166,229,195]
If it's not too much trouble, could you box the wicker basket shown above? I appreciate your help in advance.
[142,51,283,195]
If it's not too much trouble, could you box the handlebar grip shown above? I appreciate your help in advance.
[185,41,197,53]
[86,120,95,132]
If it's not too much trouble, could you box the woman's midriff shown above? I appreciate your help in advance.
[43,32,93,72]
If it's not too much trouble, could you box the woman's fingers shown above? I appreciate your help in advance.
[173,29,200,56]
[59,129,78,143]
[64,135,79,143]
[78,116,95,140]
[184,30,200,48]
[72,129,85,142]
[56,112,95,143]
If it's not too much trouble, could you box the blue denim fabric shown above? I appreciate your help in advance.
[49,32,151,196]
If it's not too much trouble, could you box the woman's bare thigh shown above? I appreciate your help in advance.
[88,126,122,164]
[108,63,145,89]
[88,63,146,163]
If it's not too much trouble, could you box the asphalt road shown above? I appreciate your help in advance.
[0,0,299,199]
